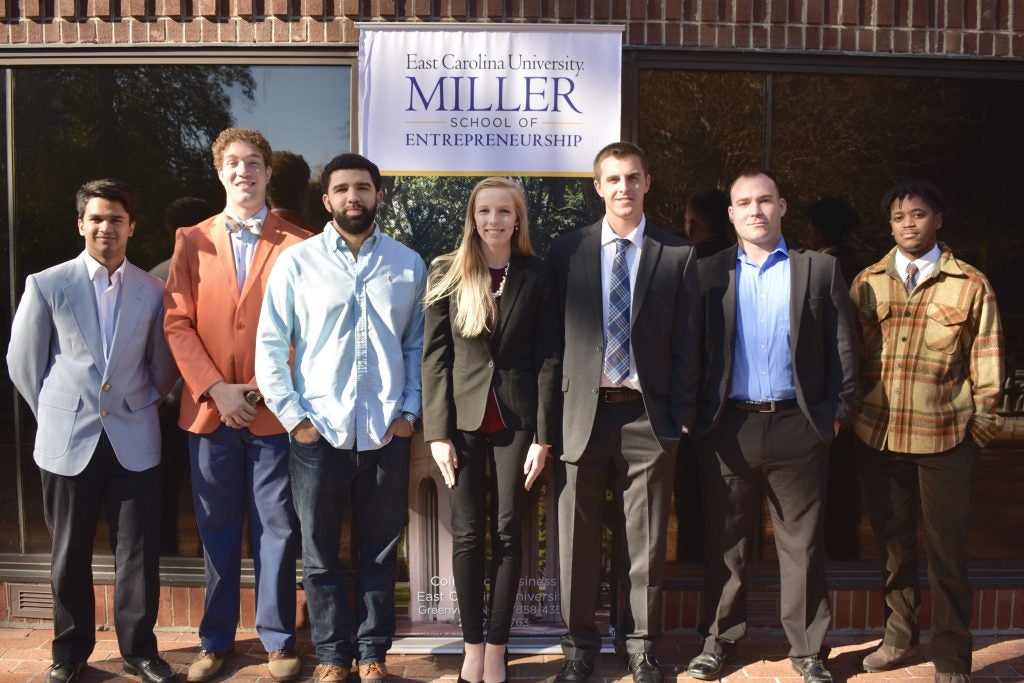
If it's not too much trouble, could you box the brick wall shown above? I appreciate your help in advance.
[4,581,1024,633]
[0,0,1020,58]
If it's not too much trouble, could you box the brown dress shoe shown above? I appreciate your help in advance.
[312,663,348,682]
[359,661,388,680]
[862,644,921,672]
[187,649,231,682]
[268,650,302,681]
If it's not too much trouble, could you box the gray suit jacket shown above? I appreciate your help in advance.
[550,220,701,461]
[695,243,859,443]
[7,254,177,476]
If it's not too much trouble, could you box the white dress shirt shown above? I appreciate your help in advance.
[894,243,941,287]
[83,251,126,358]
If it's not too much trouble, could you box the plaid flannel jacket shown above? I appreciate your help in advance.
[851,245,1004,454]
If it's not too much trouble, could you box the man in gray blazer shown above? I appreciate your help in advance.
[550,142,701,683]
[7,180,178,683]
[686,170,857,683]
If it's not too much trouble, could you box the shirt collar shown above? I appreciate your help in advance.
[225,205,269,226]
[737,235,789,266]
[601,215,646,249]
[894,242,941,276]
[83,251,127,284]
[324,222,380,254]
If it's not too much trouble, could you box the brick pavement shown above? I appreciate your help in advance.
[0,628,1022,682]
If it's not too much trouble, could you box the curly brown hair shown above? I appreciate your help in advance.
[211,128,273,170]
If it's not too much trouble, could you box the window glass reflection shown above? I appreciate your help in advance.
[8,64,350,556]
[640,68,1024,565]
[0,68,17,552]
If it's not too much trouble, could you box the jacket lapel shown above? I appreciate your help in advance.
[103,264,145,381]
[723,248,739,391]
[631,231,662,328]
[211,214,241,306]
[240,215,281,303]
[580,222,603,324]
[65,257,107,374]
[494,256,525,341]
[789,247,810,346]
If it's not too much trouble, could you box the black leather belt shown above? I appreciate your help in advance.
[729,398,799,413]
[599,387,643,404]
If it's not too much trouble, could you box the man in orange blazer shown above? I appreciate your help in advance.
[164,128,311,683]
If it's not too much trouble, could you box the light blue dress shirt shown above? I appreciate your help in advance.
[255,225,427,451]
[226,206,268,291]
[729,236,797,401]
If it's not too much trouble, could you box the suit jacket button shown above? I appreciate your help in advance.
[100,410,109,417]
[102,383,111,392]
[592,388,598,394]
[488,361,494,368]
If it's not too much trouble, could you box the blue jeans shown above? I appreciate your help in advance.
[189,425,297,653]
[289,434,411,667]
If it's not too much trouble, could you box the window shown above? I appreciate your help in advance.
[3,61,351,557]
[639,65,1024,563]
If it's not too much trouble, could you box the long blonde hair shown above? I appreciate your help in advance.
[424,177,535,338]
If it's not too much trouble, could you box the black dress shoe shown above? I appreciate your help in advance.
[46,661,85,683]
[626,653,664,683]
[790,654,834,683]
[553,659,594,682]
[124,656,178,683]
[686,651,734,681]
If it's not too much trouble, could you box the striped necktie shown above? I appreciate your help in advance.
[904,262,918,293]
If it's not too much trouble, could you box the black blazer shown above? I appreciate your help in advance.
[550,220,701,461]
[695,243,859,443]
[422,253,561,446]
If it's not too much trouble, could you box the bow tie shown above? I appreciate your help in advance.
[225,216,263,236]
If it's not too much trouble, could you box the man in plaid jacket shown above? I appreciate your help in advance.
[851,179,1004,683]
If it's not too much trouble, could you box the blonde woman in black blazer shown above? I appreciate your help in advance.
[422,177,560,683]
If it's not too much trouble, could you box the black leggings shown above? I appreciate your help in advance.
[449,428,533,645]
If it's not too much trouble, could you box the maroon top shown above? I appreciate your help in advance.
[479,266,507,434]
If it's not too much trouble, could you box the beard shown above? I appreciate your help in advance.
[332,201,378,235]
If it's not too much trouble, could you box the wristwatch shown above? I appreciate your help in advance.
[401,411,421,432]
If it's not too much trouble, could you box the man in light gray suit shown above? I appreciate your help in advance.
[549,142,701,683]
[7,179,178,683]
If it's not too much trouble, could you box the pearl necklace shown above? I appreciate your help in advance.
[492,262,511,300]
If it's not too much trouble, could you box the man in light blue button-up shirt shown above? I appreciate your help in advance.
[689,171,857,683]
[255,153,426,682]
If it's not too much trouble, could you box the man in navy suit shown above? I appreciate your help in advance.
[7,179,178,683]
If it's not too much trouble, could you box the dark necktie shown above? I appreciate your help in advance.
[604,238,631,385]
[905,262,918,293]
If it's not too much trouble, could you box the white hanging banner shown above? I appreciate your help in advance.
[358,23,623,177]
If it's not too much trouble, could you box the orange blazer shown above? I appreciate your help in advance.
[164,212,312,435]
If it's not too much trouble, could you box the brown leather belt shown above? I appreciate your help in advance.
[729,398,799,413]
[599,387,643,404]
